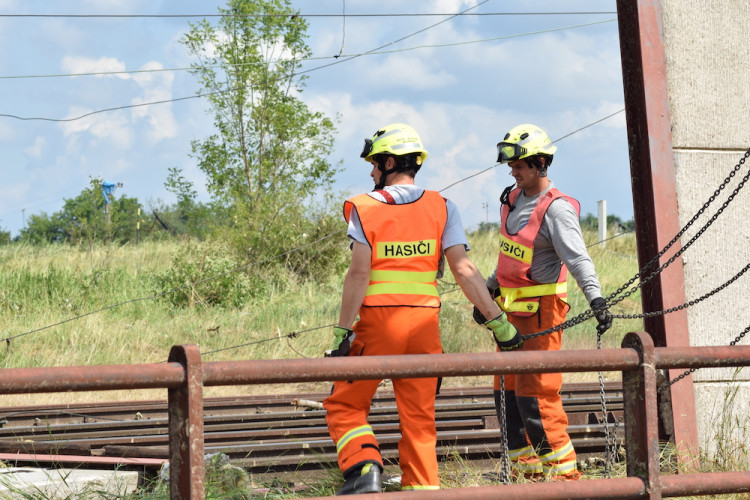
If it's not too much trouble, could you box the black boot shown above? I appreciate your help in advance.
[336,461,382,495]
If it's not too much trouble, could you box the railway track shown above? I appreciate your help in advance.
[0,383,623,473]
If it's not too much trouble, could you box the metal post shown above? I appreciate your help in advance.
[615,0,698,461]
[168,344,204,499]
[622,331,661,499]
[597,199,607,247]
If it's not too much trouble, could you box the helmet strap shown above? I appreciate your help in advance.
[373,156,397,190]
[500,185,517,212]
[528,156,548,177]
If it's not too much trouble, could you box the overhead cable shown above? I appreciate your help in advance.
[0,11,617,19]
[0,18,614,81]
[1,113,629,347]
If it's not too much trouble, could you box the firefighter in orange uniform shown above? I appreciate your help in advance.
[479,123,613,480]
[324,123,523,495]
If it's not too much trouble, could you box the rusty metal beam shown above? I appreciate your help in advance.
[201,349,641,386]
[622,331,662,498]
[661,471,750,496]
[0,363,184,394]
[1,343,749,498]
[295,476,647,499]
[615,0,698,461]
[655,345,750,368]
[168,344,204,500]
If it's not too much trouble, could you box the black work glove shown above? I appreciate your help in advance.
[590,297,613,334]
[485,313,523,351]
[325,326,355,357]
[472,287,501,326]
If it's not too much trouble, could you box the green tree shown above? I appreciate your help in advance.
[161,166,215,239]
[181,0,341,267]
[19,178,143,246]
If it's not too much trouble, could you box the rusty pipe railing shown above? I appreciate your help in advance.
[1,331,750,499]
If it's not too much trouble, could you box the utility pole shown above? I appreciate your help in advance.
[482,202,489,224]
[597,199,607,248]
[21,208,25,229]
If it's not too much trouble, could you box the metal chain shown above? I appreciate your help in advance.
[612,262,750,320]
[495,150,750,478]
[597,332,615,477]
[659,323,750,393]
[498,375,511,484]
[605,149,750,309]
[521,149,750,342]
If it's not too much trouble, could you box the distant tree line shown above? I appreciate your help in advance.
[474,213,634,236]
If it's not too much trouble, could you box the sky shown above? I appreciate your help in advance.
[0,0,631,238]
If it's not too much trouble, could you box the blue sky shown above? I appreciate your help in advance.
[0,0,630,238]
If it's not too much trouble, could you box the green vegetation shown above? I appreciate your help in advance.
[2,222,748,498]
[0,226,638,386]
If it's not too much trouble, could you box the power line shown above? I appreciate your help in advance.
[296,0,490,75]
[0,110,632,346]
[0,12,617,19]
[552,109,625,143]
[0,19,614,81]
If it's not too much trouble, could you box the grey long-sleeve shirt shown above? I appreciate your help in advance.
[486,182,603,304]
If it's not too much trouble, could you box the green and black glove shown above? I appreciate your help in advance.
[472,287,501,325]
[485,313,523,351]
[325,326,355,357]
[590,297,613,334]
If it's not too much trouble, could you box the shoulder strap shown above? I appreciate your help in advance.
[374,189,396,204]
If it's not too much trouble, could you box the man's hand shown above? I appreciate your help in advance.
[485,314,523,351]
[472,287,500,326]
[325,326,355,357]
[590,297,613,334]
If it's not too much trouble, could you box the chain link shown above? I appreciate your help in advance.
[497,375,511,484]
[612,262,750,320]
[498,149,750,475]
[605,149,750,310]
[521,149,750,343]
[659,323,750,393]
[597,332,615,477]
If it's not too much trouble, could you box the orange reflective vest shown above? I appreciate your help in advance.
[496,187,580,317]
[343,190,447,308]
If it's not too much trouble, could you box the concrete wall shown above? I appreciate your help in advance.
[661,0,750,455]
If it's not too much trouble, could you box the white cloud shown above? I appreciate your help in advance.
[61,56,131,79]
[130,61,178,142]
[59,107,133,149]
[0,121,15,142]
[23,136,46,159]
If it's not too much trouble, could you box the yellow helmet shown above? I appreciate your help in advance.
[360,123,428,165]
[496,123,557,164]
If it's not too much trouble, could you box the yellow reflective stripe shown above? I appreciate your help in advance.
[336,425,375,454]
[538,441,575,463]
[542,459,577,476]
[498,298,539,314]
[513,461,543,473]
[508,445,536,460]
[402,485,440,490]
[369,270,438,283]
[501,282,568,300]
[498,282,567,311]
[366,282,438,297]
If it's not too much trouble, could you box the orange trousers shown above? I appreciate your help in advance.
[493,295,579,477]
[323,306,442,490]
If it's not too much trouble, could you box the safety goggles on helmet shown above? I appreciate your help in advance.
[360,138,374,159]
[496,142,527,164]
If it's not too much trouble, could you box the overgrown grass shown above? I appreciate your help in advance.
[1,231,748,498]
[0,229,640,404]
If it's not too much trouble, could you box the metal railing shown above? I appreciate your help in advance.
[1,331,749,499]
